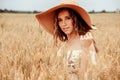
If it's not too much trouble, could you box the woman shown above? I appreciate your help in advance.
[35,0,98,80]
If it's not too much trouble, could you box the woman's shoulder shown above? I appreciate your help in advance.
[79,31,98,53]
[79,32,94,48]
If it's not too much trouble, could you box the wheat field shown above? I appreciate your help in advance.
[0,13,120,80]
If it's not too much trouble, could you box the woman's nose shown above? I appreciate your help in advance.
[62,20,66,26]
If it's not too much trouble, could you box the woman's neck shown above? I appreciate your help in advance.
[67,31,79,44]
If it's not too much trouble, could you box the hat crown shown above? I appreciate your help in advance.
[60,0,79,5]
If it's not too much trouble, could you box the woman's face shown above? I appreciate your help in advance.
[57,9,74,35]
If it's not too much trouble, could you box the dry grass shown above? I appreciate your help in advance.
[0,13,120,80]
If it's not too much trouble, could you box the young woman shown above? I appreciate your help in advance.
[35,0,98,80]
[54,8,97,80]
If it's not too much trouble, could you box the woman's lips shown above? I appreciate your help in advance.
[63,27,69,31]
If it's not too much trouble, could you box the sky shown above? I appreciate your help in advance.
[0,0,120,12]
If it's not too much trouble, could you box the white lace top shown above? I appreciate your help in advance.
[57,39,97,68]
[57,43,96,66]
[56,32,97,80]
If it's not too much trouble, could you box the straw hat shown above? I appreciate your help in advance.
[35,0,93,35]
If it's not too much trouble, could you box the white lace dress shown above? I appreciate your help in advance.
[56,41,97,80]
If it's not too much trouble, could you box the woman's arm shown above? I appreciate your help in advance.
[79,32,97,80]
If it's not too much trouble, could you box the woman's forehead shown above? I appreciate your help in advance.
[58,9,70,17]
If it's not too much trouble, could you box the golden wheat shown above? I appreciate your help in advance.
[0,13,120,80]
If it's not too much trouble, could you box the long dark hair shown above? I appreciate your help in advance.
[54,8,92,44]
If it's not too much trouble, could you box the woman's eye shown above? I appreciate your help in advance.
[66,16,71,20]
[58,18,62,22]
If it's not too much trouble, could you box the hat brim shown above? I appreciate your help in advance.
[35,4,92,35]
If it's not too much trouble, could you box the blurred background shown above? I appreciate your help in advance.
[0,0,120,13]
[0,0,120,80]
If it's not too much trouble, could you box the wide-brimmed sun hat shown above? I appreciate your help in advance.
[35,0,95,35]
